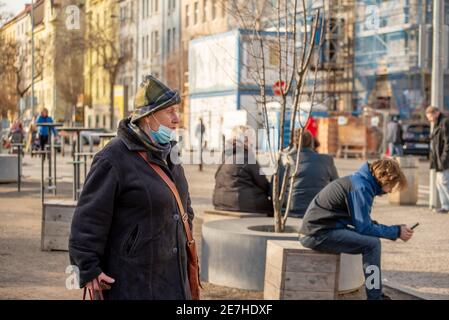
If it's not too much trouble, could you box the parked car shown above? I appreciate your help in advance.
[402,123,430,158]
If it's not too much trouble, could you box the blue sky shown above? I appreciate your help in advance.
[3,0,29,16]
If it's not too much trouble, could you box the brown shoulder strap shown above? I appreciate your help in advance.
[138,151,194,244]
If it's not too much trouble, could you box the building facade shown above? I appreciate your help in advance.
[353,0,449,117]
[0,0,85,123]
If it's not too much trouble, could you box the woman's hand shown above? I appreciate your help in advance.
[85,272,115,292]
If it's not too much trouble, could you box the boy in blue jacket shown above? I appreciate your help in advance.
[299,159,413,300]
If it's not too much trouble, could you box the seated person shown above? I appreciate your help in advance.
[299,159,413,300]
[280,129,338,218]
[213,125,273,215]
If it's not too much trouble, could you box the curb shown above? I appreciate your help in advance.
[383,279,429,300]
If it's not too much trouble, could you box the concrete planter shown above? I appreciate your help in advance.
[0,154,20,183]
[201,217,364,293]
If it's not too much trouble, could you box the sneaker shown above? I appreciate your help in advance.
[435,208,449,214]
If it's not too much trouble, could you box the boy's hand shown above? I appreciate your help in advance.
[399,225,414,242]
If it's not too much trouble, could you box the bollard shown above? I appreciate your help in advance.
[388,156,419,205]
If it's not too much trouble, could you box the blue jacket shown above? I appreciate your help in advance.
[36,115,56,136]
[346,162,400,239]
[300,162,401,240]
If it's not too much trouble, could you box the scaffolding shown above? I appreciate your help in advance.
[352,0,449,118]
[302,0,355,112]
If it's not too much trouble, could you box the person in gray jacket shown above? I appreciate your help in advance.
[213,125,273,215]
[280,129,338,218]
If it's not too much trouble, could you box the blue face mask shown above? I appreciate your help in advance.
[149,114,175,144]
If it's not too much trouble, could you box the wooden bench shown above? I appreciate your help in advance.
[337,144,367,159]
[264,240,341,300]
[203,209,266,223]
[41,200,76,251]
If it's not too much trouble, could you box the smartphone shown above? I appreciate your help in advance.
[410,222,420,230]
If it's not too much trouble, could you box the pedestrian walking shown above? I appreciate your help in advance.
[426,106,449,214]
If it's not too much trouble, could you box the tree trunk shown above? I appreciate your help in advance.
[109,81,114,130]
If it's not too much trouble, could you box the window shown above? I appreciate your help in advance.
[194,2,199,25]
[212,0,217,20]
[153,31,159,54]
[155,0,158,13]
[103,76,107,98]
[142,0,145,19]
[150,0,153,14]
[95,115,100,128]
[103,115,107,127]
[120,7,125,22]
[167,29,171,53]
[96,78,99,99]
[172,28,176,50]
[203,0,207,22]
[130,38,134,58]
[185,4,190,27]
[146,35,150,57]
[142,36,145,59]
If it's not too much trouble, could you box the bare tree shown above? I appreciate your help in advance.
[0,35,48,117]
[0,43,16,116]
[85,2,130,130]
[57,34,86,123]
[227,0,325,232]
[0,1,12,27]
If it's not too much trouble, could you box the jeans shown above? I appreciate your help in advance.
[300,228,382,300]
[436,169,449,210]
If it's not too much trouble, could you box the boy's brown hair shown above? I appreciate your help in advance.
[369,159,408,192]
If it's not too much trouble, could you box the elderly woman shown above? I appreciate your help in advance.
[69,75,197,300]
[213,125,273,215]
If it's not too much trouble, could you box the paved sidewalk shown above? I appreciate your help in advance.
[0,155,447,299]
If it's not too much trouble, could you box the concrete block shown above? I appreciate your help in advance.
[41,200,77,251]
[0,154,20,183]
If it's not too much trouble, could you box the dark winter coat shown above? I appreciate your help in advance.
[281,147,338,218]
[69,118,194,300]
[430,113,449,172]
[212,143,273,215]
